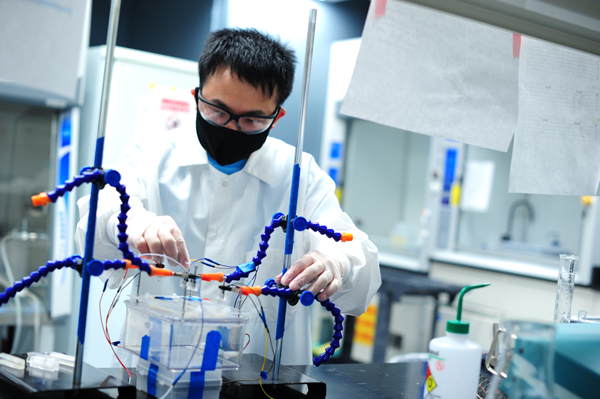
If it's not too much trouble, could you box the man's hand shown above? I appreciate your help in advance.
[127,214,190,269]
[275,250,346,301]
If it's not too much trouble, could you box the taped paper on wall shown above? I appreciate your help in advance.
[509,37,600,196]
[341,0,518,152]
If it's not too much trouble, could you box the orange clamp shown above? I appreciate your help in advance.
[239,286,262,296]
[31,192,51,207]
[341,232,353,242]
[149,266,174,277]
[201,272,224,282]
[123,260,173,277]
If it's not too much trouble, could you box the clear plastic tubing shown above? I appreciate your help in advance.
[553,254,578,324]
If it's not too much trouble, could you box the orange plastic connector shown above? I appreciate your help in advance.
[239,286,262,296]
[31,192,51,207]
[149,266,174,277]
[123,259,174,277]
[341,232,353,242]
[201,272,224,282]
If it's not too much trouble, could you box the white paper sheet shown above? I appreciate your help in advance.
[509,37,600,196]
[340,0,519,152]
[461,160,495,212]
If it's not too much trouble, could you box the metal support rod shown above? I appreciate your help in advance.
[273,8,317,380]
[183,285,187,318]
[73,0,121,387]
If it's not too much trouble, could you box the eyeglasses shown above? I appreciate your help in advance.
[195,87,280,135]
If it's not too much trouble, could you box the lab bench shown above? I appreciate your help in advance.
[221,355,426,399]
[0,357,426,399]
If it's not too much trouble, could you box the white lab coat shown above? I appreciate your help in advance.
[75,125,380,366]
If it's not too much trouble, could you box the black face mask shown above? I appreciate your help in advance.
[195,109,270,166]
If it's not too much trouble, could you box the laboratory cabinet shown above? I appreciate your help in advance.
[343,119,430,261]
[321,38,431,274]
[0,101,78,355]
[429,141,600,286]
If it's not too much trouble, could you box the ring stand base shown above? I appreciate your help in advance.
[221,354,326,398]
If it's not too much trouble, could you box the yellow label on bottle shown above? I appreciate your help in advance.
[426,363,437,393]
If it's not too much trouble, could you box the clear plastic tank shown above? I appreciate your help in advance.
[123,295,249,370]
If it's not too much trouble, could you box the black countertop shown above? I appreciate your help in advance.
[286,361,426,399]
[0,358,427,399]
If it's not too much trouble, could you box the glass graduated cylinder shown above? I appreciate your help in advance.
[553,254,577,324]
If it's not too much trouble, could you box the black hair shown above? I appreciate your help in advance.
[198,28,297,105]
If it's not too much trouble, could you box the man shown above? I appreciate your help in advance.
[76,28,380,365]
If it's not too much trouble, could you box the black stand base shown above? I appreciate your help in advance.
[0,355,136,398]
[221,354,326,398]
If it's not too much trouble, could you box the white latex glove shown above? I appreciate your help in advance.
[108,209,191,269]
[276,249,347,301]
[102,210,190,289]
[127,213,191,269]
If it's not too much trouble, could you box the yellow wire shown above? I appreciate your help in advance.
[259,329,275,399]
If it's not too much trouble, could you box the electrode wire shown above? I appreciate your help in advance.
[100,269,135,381]
[159,277,205,399]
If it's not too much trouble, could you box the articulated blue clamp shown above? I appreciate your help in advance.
[260,285,294,299]
[46,169,105,203]
[312,298,344,367]
[300,291,315,306]
[87,259,128,277]
[226,213,285,283]
[0,256,82,307]
[258,282,314,306]
[113,182,137,261]
[306,221,343,242]
[225,262,256,283]
[292,216,308,231]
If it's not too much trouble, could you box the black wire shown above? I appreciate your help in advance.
[246,295,276,370]
[222,294,276,386]
[108,271,141,314]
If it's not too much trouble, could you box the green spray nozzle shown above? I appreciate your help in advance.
[447,283,490,334]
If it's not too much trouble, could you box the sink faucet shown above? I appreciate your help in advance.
[502,199,535,241]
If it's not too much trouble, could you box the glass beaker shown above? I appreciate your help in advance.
[487,321,555,399]
[553,254,577,324]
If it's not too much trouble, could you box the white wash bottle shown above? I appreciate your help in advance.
[423,283,490,399]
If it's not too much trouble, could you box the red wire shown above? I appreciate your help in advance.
[243,333,251,350]
[99,270,132,379]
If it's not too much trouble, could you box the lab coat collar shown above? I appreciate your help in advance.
[172,126,209,166]
[244,137,274,185]
[172,126,273,185]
